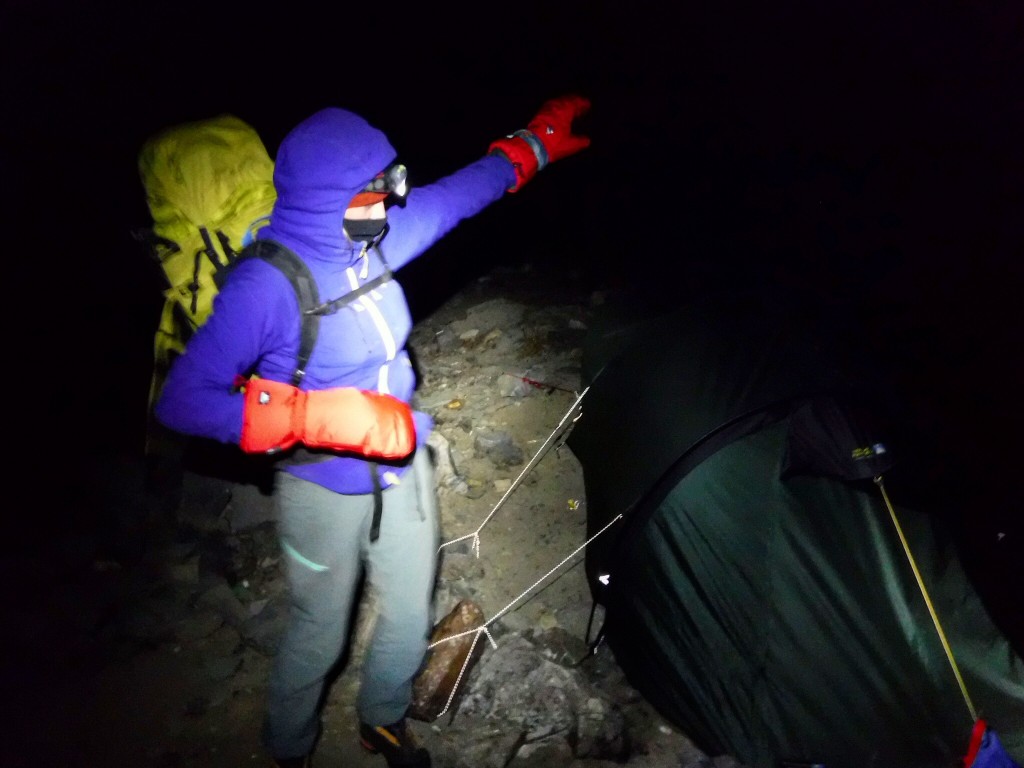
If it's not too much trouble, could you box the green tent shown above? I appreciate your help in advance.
[567,289,1024,768]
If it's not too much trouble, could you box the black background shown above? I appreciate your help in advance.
[7,2,1023,640]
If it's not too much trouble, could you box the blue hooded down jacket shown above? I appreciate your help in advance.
[155,107,517,493]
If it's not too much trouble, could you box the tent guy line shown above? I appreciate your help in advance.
[437,386,589,557]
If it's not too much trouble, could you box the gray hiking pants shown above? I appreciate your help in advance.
[262,448,440,759]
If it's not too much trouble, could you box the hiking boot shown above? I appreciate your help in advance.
[359,719,430,768]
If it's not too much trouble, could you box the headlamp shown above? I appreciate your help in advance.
[348,161,408,208]
[367,162,408,198]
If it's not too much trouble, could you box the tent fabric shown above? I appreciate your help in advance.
[567,290,1024,768]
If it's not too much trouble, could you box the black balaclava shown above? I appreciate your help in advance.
[343,216,388,242]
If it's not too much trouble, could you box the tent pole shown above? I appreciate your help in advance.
[874,475,978,723]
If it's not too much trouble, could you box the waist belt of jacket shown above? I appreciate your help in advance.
[240,239,395,541]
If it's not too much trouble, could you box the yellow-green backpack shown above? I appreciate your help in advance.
[135,114,277,456]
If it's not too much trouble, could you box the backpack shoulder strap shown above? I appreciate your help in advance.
[238,240,320,387]
[232,240,395,387]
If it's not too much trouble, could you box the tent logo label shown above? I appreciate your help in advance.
[852,442,887,460]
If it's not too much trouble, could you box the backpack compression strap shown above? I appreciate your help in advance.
[306,244,394,317]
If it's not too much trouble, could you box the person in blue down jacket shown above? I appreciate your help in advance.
[155,95,591,768]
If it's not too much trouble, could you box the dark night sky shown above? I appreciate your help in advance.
[8,1,1023,601]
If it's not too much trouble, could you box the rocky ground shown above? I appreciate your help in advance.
[7,261,747,768]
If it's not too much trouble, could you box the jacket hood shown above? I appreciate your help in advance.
[263,107,396,258]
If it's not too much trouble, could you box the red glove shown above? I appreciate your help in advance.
[239,378,415,460]
[488,95,591,192]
